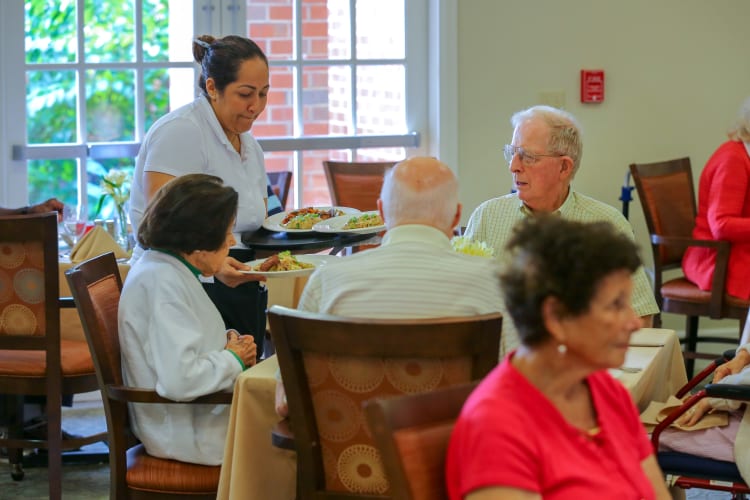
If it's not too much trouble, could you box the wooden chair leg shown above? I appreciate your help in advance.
[684,316,700,378]
[7,395,25,481]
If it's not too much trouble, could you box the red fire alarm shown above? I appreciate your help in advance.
[580,69,605,103]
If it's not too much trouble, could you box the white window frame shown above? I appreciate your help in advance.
[0,0,458,208]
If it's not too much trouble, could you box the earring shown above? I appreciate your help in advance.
[557,343,567,355]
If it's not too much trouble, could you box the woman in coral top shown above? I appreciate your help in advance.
[683,97,750,299]
[446,216,670,500]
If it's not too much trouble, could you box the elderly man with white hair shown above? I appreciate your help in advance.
[465,105,659,355]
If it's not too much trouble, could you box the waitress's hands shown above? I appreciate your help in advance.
[215,255,266,287]
[225,330,257,368]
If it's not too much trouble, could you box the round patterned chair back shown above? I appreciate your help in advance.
[304,352,471,495]
[0,241,47,336]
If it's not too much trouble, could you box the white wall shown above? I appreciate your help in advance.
[456,0,750,332]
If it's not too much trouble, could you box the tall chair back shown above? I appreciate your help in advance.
[0,213,104,499]
[269,305,501,498]
[363,382,479,500]
[629,157,750,376]
[66,252,231,499]
[322,160,396,211]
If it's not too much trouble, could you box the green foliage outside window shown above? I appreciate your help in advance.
[25,0,172,217]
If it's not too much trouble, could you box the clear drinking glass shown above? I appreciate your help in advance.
[61,204,87,245]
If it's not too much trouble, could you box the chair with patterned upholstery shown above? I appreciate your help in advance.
[65,252,233,499]
[363,381,479,500]
[0,213,105,500]
[268,305,502,498]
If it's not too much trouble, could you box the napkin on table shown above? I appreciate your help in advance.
[69,226,129,263]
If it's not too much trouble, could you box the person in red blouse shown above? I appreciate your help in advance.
[446,216,671,500]
[683,96,750,300]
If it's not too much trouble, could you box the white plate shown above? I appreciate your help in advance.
[262,206,361,233]
[240,254,336,278]
[312,211,386,234]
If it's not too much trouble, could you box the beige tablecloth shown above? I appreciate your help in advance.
[611,328,688,412]
[217,355,296,500]
[217,327,688,499]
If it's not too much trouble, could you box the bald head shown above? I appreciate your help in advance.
[378,156,461,236]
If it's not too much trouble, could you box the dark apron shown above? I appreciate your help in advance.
[202,247,267,362]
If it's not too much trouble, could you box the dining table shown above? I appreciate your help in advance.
[241,227,378,257]
[216,327,688,499]
[611,328,688,412]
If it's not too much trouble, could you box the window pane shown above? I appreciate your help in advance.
[249,1,294,61]
[356,65,405,134]
[143,0,194,62]
[27,70,78,144]
[355,0,404,59]
[87,158,135,219]
[304,66,351,136]
[86,69,136,142]
[265,151,296,209]
[144,68,195,132]
[25,0,77,64]
[84,1,135,63]
[302,0,351,60]
[302,150,337,207]
[27,159,78,208]
[253,67,295,137]
[354,148,404,162]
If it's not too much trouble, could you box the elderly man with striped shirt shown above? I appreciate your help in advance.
[296,156,503,318]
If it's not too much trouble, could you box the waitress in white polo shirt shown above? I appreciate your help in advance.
[129,34,270,358]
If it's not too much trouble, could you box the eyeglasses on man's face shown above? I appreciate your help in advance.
[503,144,564,166]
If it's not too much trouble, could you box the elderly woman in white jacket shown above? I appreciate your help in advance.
[119,174,257,465]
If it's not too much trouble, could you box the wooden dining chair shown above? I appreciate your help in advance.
[363,381,479,500]
[268,170,293,209]
[322,160,397,211]
[65,252,233,499]
[0,213,106,500]
[629,157,750,377]
[268,305,502,498]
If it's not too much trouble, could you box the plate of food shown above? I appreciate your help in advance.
[263,206,361,233]
[241,251,336,278]
[312,211,386,234]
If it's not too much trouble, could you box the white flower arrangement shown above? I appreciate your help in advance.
[95,169,132,248]
[450,236,495,258]
[100,169,131,206]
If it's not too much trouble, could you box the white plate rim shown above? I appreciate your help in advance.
[312,211,386,234]
[262,206,361,233]
[240,254,336,277]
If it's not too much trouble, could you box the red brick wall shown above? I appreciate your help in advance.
[247,0,404,208]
